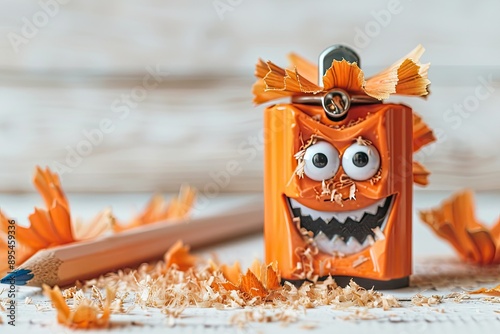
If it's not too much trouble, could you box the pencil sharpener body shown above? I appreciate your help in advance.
[263,102,413,289]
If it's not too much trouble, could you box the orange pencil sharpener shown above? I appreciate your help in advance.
[255,45,434,289]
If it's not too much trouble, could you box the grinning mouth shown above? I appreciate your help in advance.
[288,195,394,255]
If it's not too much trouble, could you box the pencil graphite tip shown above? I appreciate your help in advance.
[1,269,34,286]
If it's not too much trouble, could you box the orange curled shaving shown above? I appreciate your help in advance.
[411,113,435,186]
[413,161,431,186]
[114,185,196,232]
[420,190,500,265]
[43,284,115,329]
[249,259,281,291]
[237,262,281,299]
[212,259,281,299]
[219,261,242,286]
[33,166,69,210]
[322,59,365,96]
[0,167,77,274]
[240,269,268,298]
[73,208,115,241]
[413,113,436,153]
[287,52,318,83]
[364,45,430,99]
[0,167,195,277]
[412,113,436,186]
[469,284,500,297]
[23,167,74,248]
[253,45,430,104]
[164,240,197,271]
[0,167,116,276]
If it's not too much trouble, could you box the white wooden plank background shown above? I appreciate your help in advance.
[1,0,500,192]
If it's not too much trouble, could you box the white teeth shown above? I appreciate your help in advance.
[289,197,387,224]
[289,198,325,221]
[363,200,382,216]
[335,210,363,223]
[364,235,375,246]
[372,226,386,241]
[313,232,376,255]
[290,197,394,255]
[346,237,364,253]
[290,198,392,255]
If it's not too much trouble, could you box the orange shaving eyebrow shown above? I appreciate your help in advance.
[263,61,322,94]
[365,44,429,100]
[287,52,318,84]
[322,59,365,94]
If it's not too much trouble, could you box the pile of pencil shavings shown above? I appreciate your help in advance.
[41,241,400,329]
[41,241,500,330]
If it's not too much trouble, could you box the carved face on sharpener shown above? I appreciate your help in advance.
[263,102,413,289]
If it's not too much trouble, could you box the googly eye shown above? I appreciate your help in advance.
[303,141,340,181]
[342,143,380,181]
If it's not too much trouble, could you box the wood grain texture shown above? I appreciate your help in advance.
[0,0,499,192]
[1,0,500,72]
[0,74,264,192]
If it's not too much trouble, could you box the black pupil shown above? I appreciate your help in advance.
[312,153,328,168]
[352,152,369,167]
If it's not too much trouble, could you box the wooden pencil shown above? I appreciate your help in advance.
[1,195,263,287]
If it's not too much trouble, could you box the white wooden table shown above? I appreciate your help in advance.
[1,190,500,333]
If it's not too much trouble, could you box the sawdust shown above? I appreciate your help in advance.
[293,133,320,179]
[319,174,356,205]
[411,293,442,306]
[43,284,116,329]
[293,218,319,281]
[444,292,470,303]
[355,136,372,147]
[42,244,500,329]
[41,242,403,329]
[352,256,369,268]
[370,169,382,185]
[229,309,301,327]
[338,308,378,320]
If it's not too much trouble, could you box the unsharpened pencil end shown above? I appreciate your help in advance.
[1,269,34,286]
